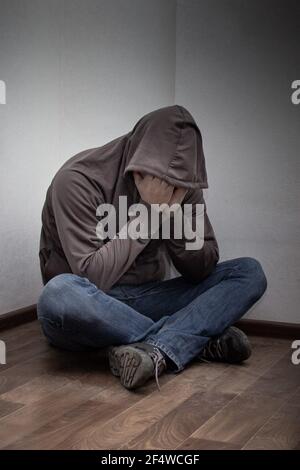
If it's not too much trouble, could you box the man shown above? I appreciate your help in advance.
[38,105,267,390]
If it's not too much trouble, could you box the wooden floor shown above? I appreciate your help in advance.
[0,320,299,450]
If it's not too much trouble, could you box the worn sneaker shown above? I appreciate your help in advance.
[200,326,251,364]
[108,342,166,390]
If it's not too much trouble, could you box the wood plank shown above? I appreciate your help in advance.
[243,403,300,450]
[0,320,40,343]
[120,340,290,450]
[190,391,283,447]
[55,363,229,450]
[206,336,289,395]
[1,375,71,405]
[0,322,297,450]
[4,324,43,352]
[189,352,300,447]
[0,399,24,418]
[121,390,236,450]
[0,338,49,372]
[289,389,300,406]
[246,352,300,399]
[0,381,103,449]
[0,353,59,395]
[67,362,229,450]
[6,380,157,450]
[0,344,107,395]
[0,321,48,376]
[177,437,240,450]
[243,388,300,450]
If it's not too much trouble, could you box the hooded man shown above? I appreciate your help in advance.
[37,105,267,390]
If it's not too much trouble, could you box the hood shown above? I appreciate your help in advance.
[123,105,208,189]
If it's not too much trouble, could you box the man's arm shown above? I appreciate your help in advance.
[165,188,219,283]
[51,170,150,292]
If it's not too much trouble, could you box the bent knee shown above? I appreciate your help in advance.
[236,257,267,298]
[37,273,87,323]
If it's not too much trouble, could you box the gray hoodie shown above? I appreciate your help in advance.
[39,105,219,291]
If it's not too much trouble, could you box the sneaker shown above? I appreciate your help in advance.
[108,342,166,390]
[200,326,251,364]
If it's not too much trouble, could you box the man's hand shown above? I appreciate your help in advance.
[134,172,174,205]
[168,187,188,206]
[134,172,188,209]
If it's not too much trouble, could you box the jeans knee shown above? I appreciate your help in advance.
[237,257,267,298]
[37,273,82,325]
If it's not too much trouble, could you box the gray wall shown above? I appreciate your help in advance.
[176,0,300,323]
[1,0,299,325]
[0,0,176,314]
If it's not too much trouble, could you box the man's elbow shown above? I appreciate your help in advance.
[182,250,219,284]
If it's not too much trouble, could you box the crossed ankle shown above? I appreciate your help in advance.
[143,342,175,371]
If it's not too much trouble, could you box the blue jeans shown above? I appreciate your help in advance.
[37,257,267,371]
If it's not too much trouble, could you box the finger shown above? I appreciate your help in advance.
[161,179,173,190]
[177,188,188,202]
[176,187,187,197]
[133,172,143,185]
[144,174,154,183]
[152,176,162,184]
[169,187,187,205]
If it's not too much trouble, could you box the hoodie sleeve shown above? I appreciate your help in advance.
[51,170,151,292]
[165,188,219,282]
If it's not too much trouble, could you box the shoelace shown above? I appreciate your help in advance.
[202,338,224,361]
[148,347,166,391]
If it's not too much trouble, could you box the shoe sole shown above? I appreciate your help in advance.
[108,346,144,390]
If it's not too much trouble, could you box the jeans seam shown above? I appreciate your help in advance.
[116,289,169,301]
[144,338,184,372]
[38,315,62,329]
[38,316,79,336]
